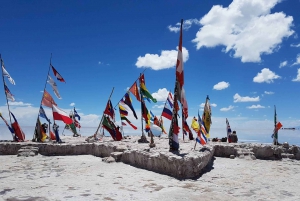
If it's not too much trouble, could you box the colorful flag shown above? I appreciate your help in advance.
[162,105,172,120]
[129,81,141,102]
[120,115,137,130]
[169,112,179,150]
[74,119,81,128]
[226,118,231,139]
[42,90,57,108]
[104,100,115,120]
[47,75,61,99]
[123,93,138,119]
[2,62,15,85]
[202,95,211,138]
[197,111,207,145]
[51,65,66,83]
[74,107,81,120]
[39,106,51,123]
[167,92,174,108]
[159,117,167,134]
[52,105,73,124]
[0,113,14,134]
[10,112,26,141]
[33,117,47,142]
[176,19,184,90]
[118,104,128,116]
[142,101,150,123]
[183,119,193,140]
[191,117,199,133]
[4,84,15,101]
[140,83,157,103]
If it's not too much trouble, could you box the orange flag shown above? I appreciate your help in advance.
[42,90,57,108]
[129,81,141,102]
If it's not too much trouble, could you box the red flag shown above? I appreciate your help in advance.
[51,65,66,83]
[42,90,57,108]
[52,105,73,124]
[129,81,141,102]
[74,119,81,128]
[103,100,115,120]
[176,19,184,89]
[139,74,145,85]
[276,122,282,131]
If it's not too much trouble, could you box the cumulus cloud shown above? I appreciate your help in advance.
[292,68,300,82]
[168,19,201,33]
[279,61,287,68]
[7,101,32,106]
[152,88,169,101]
[291,54,300,66]
[247,104,265,109]
[200,103,217,108]
[253,68,281,83]
[234,93,260,102]
[291,43,300,47]
[264,91,274,95]
[152,104,164,109]
[135,47,189,70]
[192,0,294,63]
[220,105,234,112]
[70,103,75,107]
[213,81,230,90]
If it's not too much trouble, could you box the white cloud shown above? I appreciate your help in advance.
[7,101,32,106]
[70,103,75,107]
[98,61,102,65]
[220,105,234,112]
[234,93,260,102]
[152,88,169,101]
[135,47,189,70]
[291,43,300,47]
[291,54,300,66]
[253,68,281,83]
[168,19,201,33]
[292,68,300,82]
[279,61,287,68]
[152,104,164,109]
[192,0,294,63]
[200,103,217,108]
[247,104,265,109]
[213,81,229,90]
[264,91,274,95]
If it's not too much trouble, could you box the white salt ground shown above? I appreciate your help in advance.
[0,155,300,201]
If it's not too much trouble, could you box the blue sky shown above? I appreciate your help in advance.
[1,0,300,143]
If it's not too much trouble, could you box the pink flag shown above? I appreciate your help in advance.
[52,105,72,124]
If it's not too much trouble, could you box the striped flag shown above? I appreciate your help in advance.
[226,118,231,139]
[2,62,15,85]
[196,111,207,145]
[51,65,66,83]
[4,84,15,101]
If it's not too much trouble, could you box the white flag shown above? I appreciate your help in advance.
[47,75,62,99]
[2,64,16,85]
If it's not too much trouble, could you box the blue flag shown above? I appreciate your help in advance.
[39,106,51,123]
[74,107,81,120]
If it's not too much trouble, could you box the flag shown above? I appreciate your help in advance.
[52,105,73,124]
[273,106,278,144]
[159,117,167,134]
[74,119,81,128]
[74,107,81,120]
[276,122,283,131]
[0,113,14,134]
[202,95,211,138]
[33,117,47,142]
[129,81,141,102]
[10,112,26,141]
[196,111,207,145]
[167,92,174,108]
[191,117,199,133]
[120,115,137,130]
[150,110,155,122]
[183,119,193,140]
[4,84,15,101]
[118,104,128,116]
[226,118,231,138]
[47,75,62,99]
[102,115,122,141]
[169,112,179,150]
[104,100,115,120]
[42,90,57,108]
[142,101,150,123]
[180,87,188,119]
[123,93,138,119]
[51,65,66,83]
[162,105,172,120]
[2,63,15,85]
[39,106,51,123]
[139,74,157,103]
[176,19,184,90]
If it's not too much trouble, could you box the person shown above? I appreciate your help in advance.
[231,131,238,143]
[228,132,232,143]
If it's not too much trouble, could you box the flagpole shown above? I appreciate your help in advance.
[113,68,147,109]
[95,87,115,135]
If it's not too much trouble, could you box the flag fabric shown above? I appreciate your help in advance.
[0,113,14,134]
[167,92,174,109]
[191,117,199,133]
[47,75,62,99]
[102,115,122,141]
[129,81,141,102]
[150,110,155,122]
[141,101,150,123]
[74,107,81,120]
[122,122,126,126]
[226,118,231,139]
[53,123,61,143]
[273,106,278,144]
[118,104,128,116]
[176,19,184,90]
[10,112,26,141]
[123,93,138,119]
[39,106,51,123]
[4,84,15,101]
[2,63,15,85]
[139,74,157,103]
[169,112,179,150]
[42,90,57,108]
[202,95,211,138]
[52,105,73,124]
[180,87,188,119]
[120,115,137,130]
[159,117,167,134]
[33,117,47,142]
[162,105,172,120]
[196,111,207,145]
[74,119,81,128]
[183,119,194,140]
[104,100,115,120]
[51,65,65,83]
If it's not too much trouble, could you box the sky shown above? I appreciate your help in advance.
[1,0,300,143]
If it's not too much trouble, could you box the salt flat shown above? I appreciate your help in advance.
[1,154,300,201]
